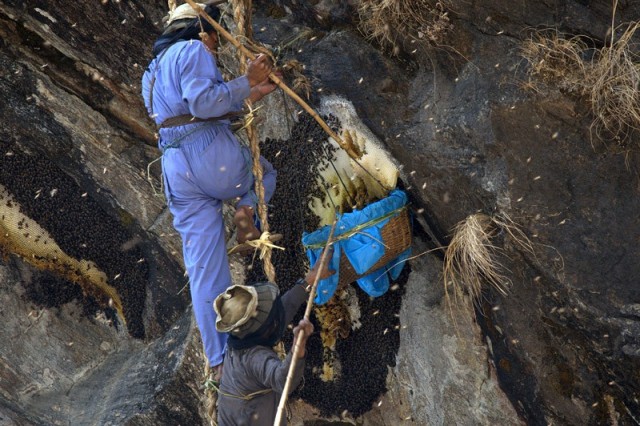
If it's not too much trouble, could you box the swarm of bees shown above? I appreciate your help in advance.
[0,142,149,338]
[254,113,409,417]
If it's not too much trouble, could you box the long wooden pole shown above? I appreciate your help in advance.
[184,0,362,160]
[273,219,338,426]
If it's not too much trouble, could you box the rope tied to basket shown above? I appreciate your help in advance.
[302,190,412,298]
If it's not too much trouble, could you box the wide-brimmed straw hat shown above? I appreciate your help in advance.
[214,282,279,339]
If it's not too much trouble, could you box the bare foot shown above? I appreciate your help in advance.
[234,205,260,244]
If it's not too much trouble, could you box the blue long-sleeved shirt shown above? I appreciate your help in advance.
[141,39,250,148]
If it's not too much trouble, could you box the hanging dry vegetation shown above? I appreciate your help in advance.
[443,212,535,313]
[443,214,508,313]
[281,59,311,100]
[357,0,453,56]
[521,22,640,151]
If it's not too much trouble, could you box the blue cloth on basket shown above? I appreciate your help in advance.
[302,189,411,305]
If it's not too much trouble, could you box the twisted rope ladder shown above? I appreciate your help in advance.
[194,0,276,422]
[230,0,277,283]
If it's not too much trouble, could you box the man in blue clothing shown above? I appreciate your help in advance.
[141,3,279,378]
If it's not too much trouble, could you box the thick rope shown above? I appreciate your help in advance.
[232,0,253,41]
[231,0,276,283]
[204,359,219,426]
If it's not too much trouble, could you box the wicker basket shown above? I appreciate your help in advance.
[337,207,412,287]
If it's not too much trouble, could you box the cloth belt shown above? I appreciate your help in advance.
[217,387,272,401]
[159,111,245,129]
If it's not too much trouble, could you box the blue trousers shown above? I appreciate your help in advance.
[162,123,276,366]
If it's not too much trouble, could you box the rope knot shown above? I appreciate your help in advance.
[245,231,285,260]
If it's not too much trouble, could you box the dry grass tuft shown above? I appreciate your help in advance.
[443,214,508,309]
[588,23,640,147]
[357,0,453,56]
[521,23,640,151]
[443,212,535,313]
[492,212,536,258]
[282,59,311,100]
[520,32,589,93]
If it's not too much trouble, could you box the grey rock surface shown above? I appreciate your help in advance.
[1,0,639,425]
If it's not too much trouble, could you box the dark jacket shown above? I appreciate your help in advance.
[217,284,308,426]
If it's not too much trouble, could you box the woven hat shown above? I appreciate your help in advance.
[214,282,279,339]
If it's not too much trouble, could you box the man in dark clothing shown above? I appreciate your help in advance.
[213,254,333,425]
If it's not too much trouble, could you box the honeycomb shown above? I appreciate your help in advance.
[0,142,148,338]
[252,102,408,417]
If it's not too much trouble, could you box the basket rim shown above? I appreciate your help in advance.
[337,209,412,285]
[303,205,409,250]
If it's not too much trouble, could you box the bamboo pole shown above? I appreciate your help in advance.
[184,0,362,160]
[273,219,338,426]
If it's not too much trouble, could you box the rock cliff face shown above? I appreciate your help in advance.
[1,0,639,425]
